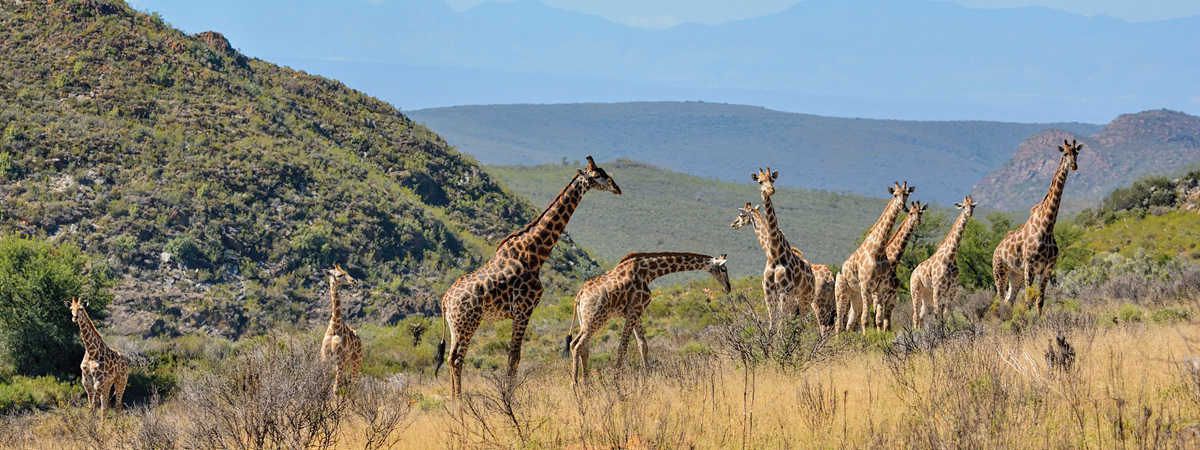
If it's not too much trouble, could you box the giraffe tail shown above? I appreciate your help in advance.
[562,297,579,358]
[434,314,447,378]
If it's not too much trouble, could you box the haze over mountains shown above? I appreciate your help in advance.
[128,0,1200,123]
[408,102,1103,204]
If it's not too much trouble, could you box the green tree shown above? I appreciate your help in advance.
[0,234,112,378]
[956,212,1016,291]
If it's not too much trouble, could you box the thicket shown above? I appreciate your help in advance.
[0,0,598,337]
[0,234,112,378]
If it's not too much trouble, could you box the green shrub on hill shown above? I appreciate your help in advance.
[0,0,598,337]
[0,234,113,378]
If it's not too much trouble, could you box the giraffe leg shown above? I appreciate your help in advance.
[1022,266,1035,311]
[992,255,1008,303]
[859,287,875,334]
[632,317,649,369]
[99,377,114,413]
[834,274,848,333]
[1037,273,1050,315]
[931,287,943,326]
[762,268,776,326]
[506,314,530,383]
[113,366,128,413]
[448,315,479,399]
[615,315,635,371]
[570,328,594,385]
[80,372,96,410]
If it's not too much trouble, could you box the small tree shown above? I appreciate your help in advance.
[0,234,112,378]
[956,212,1016,291]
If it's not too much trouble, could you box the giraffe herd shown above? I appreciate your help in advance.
[63,140,1082,409]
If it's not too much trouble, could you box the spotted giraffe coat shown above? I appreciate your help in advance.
[568,252,730,383]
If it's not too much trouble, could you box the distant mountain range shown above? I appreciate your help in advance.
[129,0,1200,122]
[408,102,1103,204]
[973,109,1200,211]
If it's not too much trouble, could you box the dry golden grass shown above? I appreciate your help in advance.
[5,319,1199,449]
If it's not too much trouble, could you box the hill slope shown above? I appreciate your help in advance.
[972,110,1200,211]
[485,159,896,280]
[410,102,1101,204]
[0,0,597,338]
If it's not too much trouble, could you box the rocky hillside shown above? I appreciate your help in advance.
[0,0,598,338]
[972,110,1200,211]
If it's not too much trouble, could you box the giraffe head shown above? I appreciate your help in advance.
[1059,139,1081,171]
[908,200,929,223]
[706,254,732,293]
[730,202,759,230]
[887,181,915,211]
[64,296,89,324]
[578,156,622,195]
[954,195,979,217]
[328,263,356,286]
[751,168,779,196]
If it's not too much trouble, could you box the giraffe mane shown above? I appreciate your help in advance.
[495,171,584,249]
[616,251,712,264]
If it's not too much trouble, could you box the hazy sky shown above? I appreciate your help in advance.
[438,0,1200,27]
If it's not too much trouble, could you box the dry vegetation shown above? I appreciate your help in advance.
[3,290,1199,449]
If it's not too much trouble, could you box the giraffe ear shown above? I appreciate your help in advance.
[887,186,895,195]
[63,299,71,308]
[770,170,778,182]
[750,172,760,182]
[954,202,964,209]
[585,155,596,170]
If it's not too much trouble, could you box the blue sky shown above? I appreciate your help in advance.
[435,0,1200,27]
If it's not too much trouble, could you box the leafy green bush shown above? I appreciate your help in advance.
[956,212,1016,290]
[1150,306,1191,324]
[0,375,82,413]
[0,234,113,378]
[1117,303,1144,323]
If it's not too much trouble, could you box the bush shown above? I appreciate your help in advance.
[0,234,113,378]
[1150,306,1191,324]
[1117,303,1144,323]
[0,375,82,413]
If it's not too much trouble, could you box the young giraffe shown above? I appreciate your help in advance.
[748,169,815,327]
[320,263,362,394]
[441,156,620,397]
[877,201,928,330]
[992,140,1081,314]
[730,202,822,332]
[835,182,914,333]
[910,196,978,327]
[810,263,837,334]
[65,296,128,413]
[566,252,731,384]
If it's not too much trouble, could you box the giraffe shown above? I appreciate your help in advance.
[746,169,815,327]
[835,182,914,333]
[992,140,1081,314]
[65,296,128,413]
[440,156,620,397]
[877,201,928,330]
[810,263,837,334]
[566,252,731,383]
[910,196,977,327]
[732,202,828,333]
[320,263,362,394]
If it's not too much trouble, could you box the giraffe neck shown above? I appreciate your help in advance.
[863,195,905,259]
[630,252,714,281]
[328,275,343,329]
[884,212,918,264]
[1031,153,1072,231]
[495,173,587,268]
[759,193,794,264]
[935,209,972,264]
[76,311,105,357]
